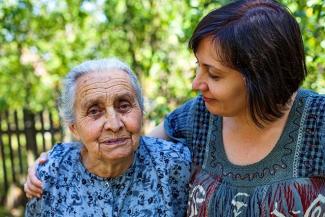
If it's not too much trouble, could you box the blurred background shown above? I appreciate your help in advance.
[0,0,324,216]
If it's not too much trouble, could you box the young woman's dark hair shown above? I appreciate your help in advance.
[189,0,307,127]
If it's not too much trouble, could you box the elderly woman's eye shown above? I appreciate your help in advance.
[87,106,102,117]
[118,101,132,113]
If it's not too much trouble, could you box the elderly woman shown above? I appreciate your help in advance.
[25,58,191,217]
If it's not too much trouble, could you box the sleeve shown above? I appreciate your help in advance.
[168,143,192,217]
[164,96,212,167]
[164,97,198,147]
[37,143,79,185]
[25,143,79,216]
[318,95,325,150]
[142,137,191,217]
[25,197,43,217]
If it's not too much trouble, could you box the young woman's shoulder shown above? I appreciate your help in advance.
[164,96,210,141]
[169,95,207,116]
[307,91,325,141]
[304,90,325,122]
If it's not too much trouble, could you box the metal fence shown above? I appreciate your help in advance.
[0,109,63,204]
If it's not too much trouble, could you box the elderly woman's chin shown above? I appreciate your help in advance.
[94,135,140,161]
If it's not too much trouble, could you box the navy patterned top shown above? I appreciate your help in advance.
[25,136,191,217]
[164,89,325,216]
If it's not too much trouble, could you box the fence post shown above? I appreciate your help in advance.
[5,111,16,183]
[14,111,24,174]
[23,109,37,156]
[0,115,8,197]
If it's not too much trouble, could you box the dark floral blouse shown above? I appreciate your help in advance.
[25,136,191,217]
[165,89,325,216]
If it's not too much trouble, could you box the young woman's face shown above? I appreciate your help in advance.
[192,37,248,117]
[70,70,142,162]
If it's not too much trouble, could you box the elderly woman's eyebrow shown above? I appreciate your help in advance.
[81,98,101,109]
[80,92,136,108]
[115,93,135,101]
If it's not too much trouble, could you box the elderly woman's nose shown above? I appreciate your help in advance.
[103,111,123,132]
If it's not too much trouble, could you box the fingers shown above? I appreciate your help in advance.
[24,176,42,198]
[24,152,48,198]
[24,182,35,199]
[29,166,43,188]
[38,152,49,164]
[24,165,43,198]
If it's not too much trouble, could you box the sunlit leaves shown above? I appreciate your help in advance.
[0,0,324,125]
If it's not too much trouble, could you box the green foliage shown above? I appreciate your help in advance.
[0,0,324,125]
[288,0,325,92]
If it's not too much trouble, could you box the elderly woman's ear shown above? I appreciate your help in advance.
[69,124,80,141]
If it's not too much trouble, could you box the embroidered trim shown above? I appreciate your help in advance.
[293,95,311,177]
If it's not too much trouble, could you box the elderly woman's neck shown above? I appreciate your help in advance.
[80,149,134,178]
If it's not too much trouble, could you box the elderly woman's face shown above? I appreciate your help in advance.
[70,69,142,162]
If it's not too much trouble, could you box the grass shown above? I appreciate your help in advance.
[0,206,15,217]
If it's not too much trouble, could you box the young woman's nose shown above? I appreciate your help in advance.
[103,109,123,132]
[192,72,208,92]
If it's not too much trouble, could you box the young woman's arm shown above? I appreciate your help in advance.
[24,152,48,198]
[147,121,169,140]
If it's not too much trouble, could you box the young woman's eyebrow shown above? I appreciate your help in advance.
[203,64,224,74]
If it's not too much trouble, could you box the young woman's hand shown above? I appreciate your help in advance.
[24,152,48,198]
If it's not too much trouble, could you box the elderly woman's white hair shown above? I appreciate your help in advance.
[59,57,144,124]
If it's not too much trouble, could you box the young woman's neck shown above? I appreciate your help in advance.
[225,91,298,131]
[221,92,298,165]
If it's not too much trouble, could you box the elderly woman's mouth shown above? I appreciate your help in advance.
[99,137,130,146]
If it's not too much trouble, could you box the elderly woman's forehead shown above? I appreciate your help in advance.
[75,70,135,98]
[79,69,129,81]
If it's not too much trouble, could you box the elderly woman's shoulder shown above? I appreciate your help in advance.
[47,142,81,159]
[37,142,82,178]
[140,136,191,164]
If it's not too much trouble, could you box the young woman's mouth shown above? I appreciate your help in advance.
[203,96,215,102]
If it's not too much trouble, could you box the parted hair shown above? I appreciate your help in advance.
[189,0,307,126]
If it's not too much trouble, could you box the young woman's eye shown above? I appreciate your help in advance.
[209,73,220,80]
[208,69,221,80]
